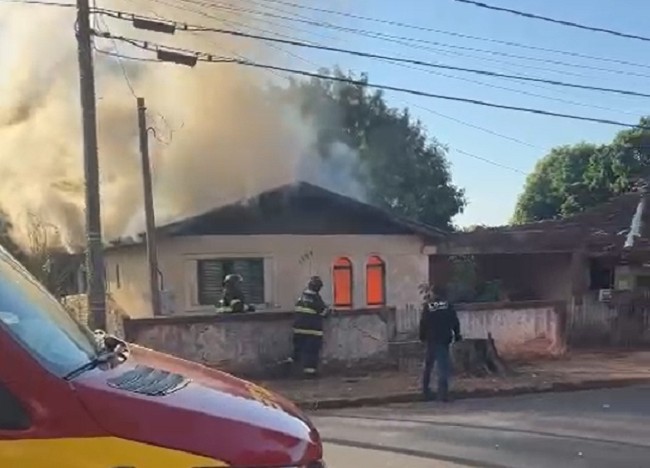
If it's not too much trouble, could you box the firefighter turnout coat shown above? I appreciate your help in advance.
[293,289,328,336]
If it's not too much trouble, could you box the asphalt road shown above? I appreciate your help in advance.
[313,385,650,468]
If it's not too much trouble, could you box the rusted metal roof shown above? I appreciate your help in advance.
[436,191,650,255]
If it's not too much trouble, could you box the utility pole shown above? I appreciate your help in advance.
[75,0,106,330]
[137,97,162,317]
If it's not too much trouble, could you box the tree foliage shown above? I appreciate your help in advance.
[278,70,466,230]
[513,117,650,224]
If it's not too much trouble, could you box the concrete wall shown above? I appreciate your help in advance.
[457,301,565,359]
[387,300,565,359]
[123,308,397,376]
[105,234,429,318]
[568,291,650,347]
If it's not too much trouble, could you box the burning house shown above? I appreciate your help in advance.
[104,182,442,318]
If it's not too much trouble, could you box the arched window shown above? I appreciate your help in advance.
[366,256,386,307]
[333,257,353,309]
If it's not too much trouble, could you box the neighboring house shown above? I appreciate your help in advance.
[432,189,650,346]
[104,182,442,318]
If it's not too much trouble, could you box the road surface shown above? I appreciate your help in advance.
[313,385,650,468]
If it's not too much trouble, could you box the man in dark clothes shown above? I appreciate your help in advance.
[419,284,462,401]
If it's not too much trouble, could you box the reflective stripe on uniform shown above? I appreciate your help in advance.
[293,328,324,336]
[216,307,233,313]
[295,306,319,314]
[303,368,317,374]
[231,299,242,304]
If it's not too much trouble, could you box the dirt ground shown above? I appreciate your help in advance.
[257,351,650,408]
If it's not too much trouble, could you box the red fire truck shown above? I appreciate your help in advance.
[0,245,324,467]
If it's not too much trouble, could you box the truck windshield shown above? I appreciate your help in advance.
[0,247,98,377]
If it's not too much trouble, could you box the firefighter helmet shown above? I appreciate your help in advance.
[307,275,323,292]
[223,274,243,287]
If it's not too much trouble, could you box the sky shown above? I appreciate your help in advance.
[270,0,650,227]
[2,0,650,230]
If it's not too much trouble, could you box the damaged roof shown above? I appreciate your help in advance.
[436,190,650,255]
[109,182,446,248]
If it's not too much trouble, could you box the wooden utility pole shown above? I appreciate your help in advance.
[75,0,106,330]
[137,97,162,317]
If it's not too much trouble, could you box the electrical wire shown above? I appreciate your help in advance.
[168,0,631,80]
[94,48,161,62]
[383,58,641,118]
[92,31,650,130]
[0,0,73,7]
[99,37,532,176]
[453,148,527,175]
[145,0,322,69]
[454,0,650,43]
[150,0,592,81]
[97,10,650,100]
[153,0,650,116]
[247,0,650,79]
[94,13,138,98]
[408,101,544,151]
[151,1,556,152]
[196,0,650,70]
[139,0,643,130]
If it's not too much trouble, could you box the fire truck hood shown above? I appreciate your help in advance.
[71,345,322,467]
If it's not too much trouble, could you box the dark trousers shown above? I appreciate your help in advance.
[293,333,322,375]
[422,342,451,398]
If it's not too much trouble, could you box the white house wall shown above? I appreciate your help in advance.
[105,234,429,318]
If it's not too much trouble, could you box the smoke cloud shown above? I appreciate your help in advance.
[0,0,363,252]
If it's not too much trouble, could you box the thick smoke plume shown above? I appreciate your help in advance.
[0,0,363,252]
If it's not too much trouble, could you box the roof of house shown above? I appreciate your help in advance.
[109,182,446,248]
[436,190,650,256]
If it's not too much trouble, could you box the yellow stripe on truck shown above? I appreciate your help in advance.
[0,437,229,468]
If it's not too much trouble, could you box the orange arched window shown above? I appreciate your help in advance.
[366,256,386,307]
[333,257,353,308]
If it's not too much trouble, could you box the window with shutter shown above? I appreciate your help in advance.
[197,258,265,306]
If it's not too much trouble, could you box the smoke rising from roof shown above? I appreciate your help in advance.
[0,0,363,252]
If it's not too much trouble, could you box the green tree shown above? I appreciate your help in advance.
[513,117,650,224]
[278,70,466,230]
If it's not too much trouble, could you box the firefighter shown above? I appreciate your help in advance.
[216,274,255,313]
[289,276,329,377]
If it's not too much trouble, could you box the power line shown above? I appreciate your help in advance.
[95,13,138,97]
[145,0,322,68]
[453,148,527,175]
[162,0,650,116]
[454,0,650,43]
[244,0,650,70]
[91,37,528,175]
[93,31,649,130]
[386,58,640,118]
[149,1,554,152]
[0,0,74,6]
[409,102,544,150]
[97,10,650,100]
[174,0,649,79]
[141,0,642,129]
[94,48,161,62]
[154,0,599,82]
